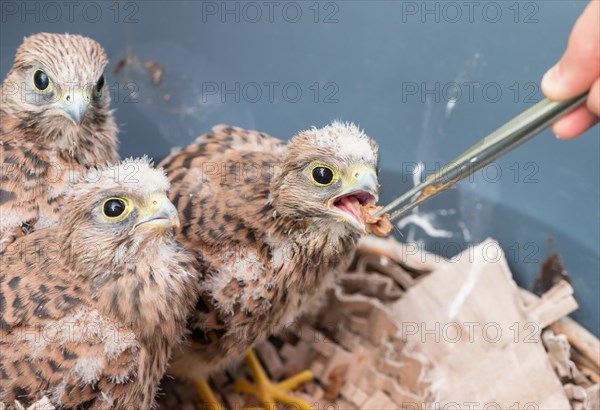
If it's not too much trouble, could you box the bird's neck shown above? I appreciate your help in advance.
[89,236,198,348]
[47,114,119,167]
[271,216,360,291]
[55,117,119,166]
[2,104,119,166]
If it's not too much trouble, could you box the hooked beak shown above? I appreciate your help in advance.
[59,88,89,124]
[329,166,379,231]
[129,194,180,235]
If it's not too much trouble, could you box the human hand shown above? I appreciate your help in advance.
[541,1,599,139]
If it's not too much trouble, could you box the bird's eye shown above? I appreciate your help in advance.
[96,74,105,93]
[32,69,50,91]
[102,197,130,219]
[312,166,335,186]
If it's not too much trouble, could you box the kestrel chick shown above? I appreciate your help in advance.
[1,33,119,243]
[159,123,380,409]
[0,158,199,409]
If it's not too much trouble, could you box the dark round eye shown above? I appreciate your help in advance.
[33,69,49,91]
[96,74,105,93]
[312,166,335,185]
[103,198,126,218]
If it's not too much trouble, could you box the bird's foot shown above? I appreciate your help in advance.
[195,379,226,410]
[234,350,314,410]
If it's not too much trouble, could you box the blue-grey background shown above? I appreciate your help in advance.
[2,1,598,335]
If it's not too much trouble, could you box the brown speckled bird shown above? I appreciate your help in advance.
[159,122,380,409]
[0,33,118,244]
[0,158,199,409]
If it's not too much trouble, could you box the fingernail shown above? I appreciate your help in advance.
[541,64,560,95]
[551,123,566,139]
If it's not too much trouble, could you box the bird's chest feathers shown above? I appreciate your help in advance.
[58,123,116,165]
[269,230,357,318]
[203,226,358,331]
[91,246,193,345]
[24,112,118,165]
[272,225,358,273]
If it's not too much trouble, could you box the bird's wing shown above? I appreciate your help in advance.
[160,125,288,357]
[160,124,286,250]
[0,236,140,407]
[159,124,285,179]
[196,124,285,152]
[0,111,71,242]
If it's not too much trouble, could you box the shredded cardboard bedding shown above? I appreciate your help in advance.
[157,236,600,410]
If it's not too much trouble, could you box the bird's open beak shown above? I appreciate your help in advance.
[130,194,180,235]
[329,165,379,231]
[59,88,89,124]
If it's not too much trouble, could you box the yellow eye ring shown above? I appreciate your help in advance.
[32,69,52,92]
[310,162,338,186]
[101,197,133,221]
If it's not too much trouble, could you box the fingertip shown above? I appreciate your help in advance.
[552,122,579,140]
[541,64,564,100]
[587,78,600,117]
[543,1,600,102]
[552,105,599,139]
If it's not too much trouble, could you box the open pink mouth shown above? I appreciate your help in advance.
[332,191,376,226]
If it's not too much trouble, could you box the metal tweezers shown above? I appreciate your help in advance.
[374,93,589,221]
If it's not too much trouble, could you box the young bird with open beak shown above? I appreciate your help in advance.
[0,158,199,409]
[0,33,119,243]
[159,122,380,409]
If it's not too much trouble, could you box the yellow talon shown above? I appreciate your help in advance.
[195,379,225,410]
[234,350,315,410]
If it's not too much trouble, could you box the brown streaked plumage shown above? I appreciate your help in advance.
[0,158,199,409]
[159,123,380,387]
[0,33,119,244]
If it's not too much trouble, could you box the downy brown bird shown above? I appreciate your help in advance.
[0,158,199,409]
[0,33,119,244]
[159,122,380,409]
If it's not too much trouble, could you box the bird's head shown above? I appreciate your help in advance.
[2,33,111,144]
[60,158,180,273]
[272,121,380,235]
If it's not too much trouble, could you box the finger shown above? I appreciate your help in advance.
[552,104,599,139]
[587,77,600,116]
[542,1,600,100]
